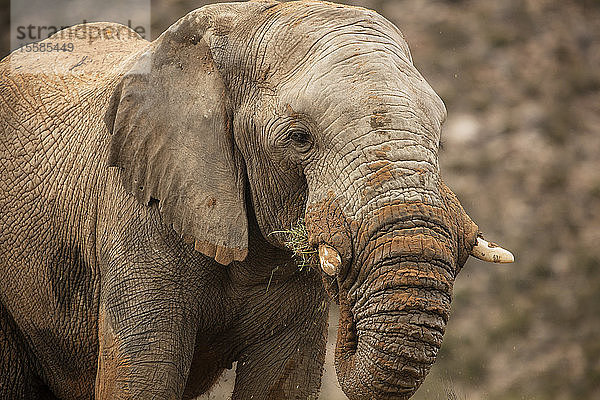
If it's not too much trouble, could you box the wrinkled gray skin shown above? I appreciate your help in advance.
[0,1,481,399]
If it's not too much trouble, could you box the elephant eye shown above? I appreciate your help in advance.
[287,128,312,150]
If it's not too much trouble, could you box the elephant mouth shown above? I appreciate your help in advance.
[317,245,359,355]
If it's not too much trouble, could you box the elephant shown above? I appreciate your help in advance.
[0,1,514,399]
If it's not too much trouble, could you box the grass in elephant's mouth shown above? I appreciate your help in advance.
[270,219,318,271]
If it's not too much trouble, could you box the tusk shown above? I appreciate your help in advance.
[471,237,515,264]
[319,244,342,276]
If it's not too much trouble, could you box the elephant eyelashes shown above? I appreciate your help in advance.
[287,128,312,152]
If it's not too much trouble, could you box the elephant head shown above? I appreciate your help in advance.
[106,1,513,398]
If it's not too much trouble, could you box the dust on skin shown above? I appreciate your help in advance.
[365,160,395,188]
[305,192,353,264]
[354,201,452,251]
[367,266,453,295]
[372,144,391,158]
[361,233,453,267]
[96,307,131,398]
[267,358,298,399]
[370,110,393,129]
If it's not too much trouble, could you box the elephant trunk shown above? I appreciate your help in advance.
[333,202,461,400]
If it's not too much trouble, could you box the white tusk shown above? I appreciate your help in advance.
[318,244,342,276]
[471,237,515,264]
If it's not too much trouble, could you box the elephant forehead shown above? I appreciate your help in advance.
[250,1,412,77]
[245,2,446,129]
[275,64,447,141]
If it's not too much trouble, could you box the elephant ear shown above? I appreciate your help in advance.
[106,10,248,265]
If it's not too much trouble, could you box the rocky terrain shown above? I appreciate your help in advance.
[2,0,598,399]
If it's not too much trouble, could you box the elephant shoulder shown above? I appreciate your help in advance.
[1,22,148,78]
[0,22,148,136]
[0,22,148,165]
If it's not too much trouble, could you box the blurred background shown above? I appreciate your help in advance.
[2,0,599,398]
